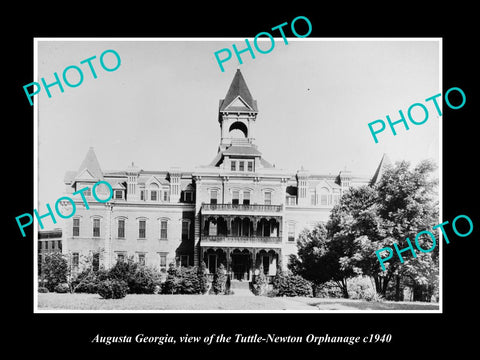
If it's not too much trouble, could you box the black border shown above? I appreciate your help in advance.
[8,5,477,355]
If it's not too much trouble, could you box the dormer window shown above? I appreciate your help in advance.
[247,161,253,172]
[239,161,245,171]
[114,190,123,200]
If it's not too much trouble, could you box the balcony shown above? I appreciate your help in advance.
[201,235,282,247]
[202,203,282,214]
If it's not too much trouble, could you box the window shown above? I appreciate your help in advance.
[320,194,328,205]
[138,253,146,266]
[231,161,236,171]
[115,190,123,199]
[247,161,253,172]
[288,223,295,242]
[239,161,244,171]
[118,219,125,238]
[38,241,43,250]
[232,190,239,205]
[286,196,296,205]
[180,255,189,267]
[45,241,49,250]
[72,253,79,268]
[159,253,168,269]
[243,191,250,205]
[264,191,272,205]
[210,190,218,205]
[182,221,190,240]
[57,240,62,250]
[93,218,100,237]
[310,190,316,205]
[160,220,168,239]
[139,220,146,238]
[320,188,329,205]
[117,253,125,262]
[83,188,92,197]
[73,218,80,236]
[163,191,169,202]
[140,190,145,201]
[151,190,157,201]
[209,220,217,236]
[184,191,193,202]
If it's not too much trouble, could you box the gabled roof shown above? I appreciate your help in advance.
[370,153,391,185]
[76,147,103,180]
[219,69,258,112]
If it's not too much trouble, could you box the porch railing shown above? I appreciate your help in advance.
[202,203,282,213]
[201,235,282,244]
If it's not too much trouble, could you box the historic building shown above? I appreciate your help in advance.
[60,69,384,281]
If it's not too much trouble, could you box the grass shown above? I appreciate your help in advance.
[37,293,440,311]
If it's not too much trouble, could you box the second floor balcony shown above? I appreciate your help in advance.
[202,203,283,214]
[201,235,282,246]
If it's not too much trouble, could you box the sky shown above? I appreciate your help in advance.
[36,39,440,229]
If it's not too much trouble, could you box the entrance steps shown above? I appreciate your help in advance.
[229,280,254,296]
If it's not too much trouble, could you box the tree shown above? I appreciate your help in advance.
[42,252,68,291]
[197,261,209,294]
[327,160,439,300]
[212,263,227,294]
[289,223,356,298]
[252,264,268,296]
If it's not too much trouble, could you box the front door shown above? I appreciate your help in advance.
[232,254,249,281]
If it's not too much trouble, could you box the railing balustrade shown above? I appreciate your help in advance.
[202,235,281,244]
[202,203,282,212]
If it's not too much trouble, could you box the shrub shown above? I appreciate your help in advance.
[212,264,227,295]
[197,261,209,294]
[38,287,49,293]
[252,265,268,296]
[54,283,70,293]
[72,269,99,294]
[162,263,181,294]
[97,279,128,299]
[108,259,138,291]
[42,253,68,292]
[130,266,162,294]
[348,277,382,301]
[273,273,313,297]
[314,281,344,298]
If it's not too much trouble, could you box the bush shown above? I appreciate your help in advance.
[161,263,206,295]
[197,261,209,294]
[273,273,313,297]
[38,287,49,293]
[54,283,70,293]
[97,279,128,299]
[162,263,181,294]
[72,269,99,294]
[315,281,344,298]
[348,277,382,301]
[212,264,227,295]
[130,266,162,294]
[252,265,268,296]
[42,253,68,292]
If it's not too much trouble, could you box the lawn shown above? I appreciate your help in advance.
[37,293,440,311]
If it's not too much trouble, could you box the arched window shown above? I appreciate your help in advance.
[229,121,248,138]
[149,183,159,201]
[319,187,330,205]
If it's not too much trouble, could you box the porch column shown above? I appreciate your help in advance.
[226,248,231,276]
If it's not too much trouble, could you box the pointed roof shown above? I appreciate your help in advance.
[370,153,391,185]
[219,69,258,112]
[76,147,103,180]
